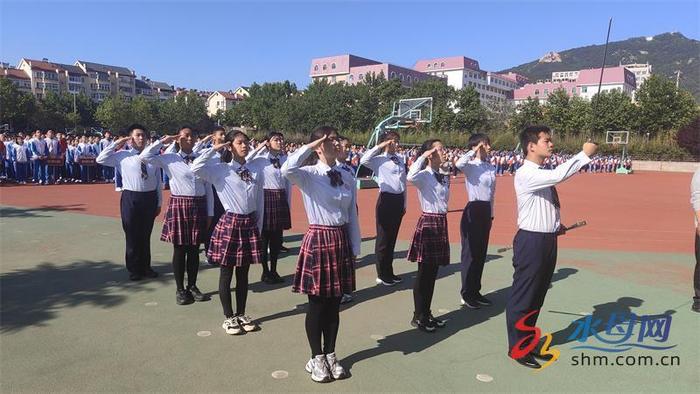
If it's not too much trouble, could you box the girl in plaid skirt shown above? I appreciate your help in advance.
[248,131,292,284]
[192,130,267,336]
[281,126,360,383]
[407,139,451,333]
[140,127,214,305]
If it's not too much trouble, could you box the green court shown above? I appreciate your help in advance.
[1,204,698,392]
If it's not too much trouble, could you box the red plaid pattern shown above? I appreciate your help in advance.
[263,189,292,231]
[407,213,450,265]
[293,225,355,297]
[206,212,262,267]
[160,195,208,245]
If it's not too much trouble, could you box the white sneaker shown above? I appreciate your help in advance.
[237,315,259,332]
[326,352,348,380]
[305,355,332,383]
[340,294,353,304]
[375,277,395,287]
[222,317,244,335]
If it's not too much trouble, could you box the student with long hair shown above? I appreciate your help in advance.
[140,126,213,305]
[282,126,359,383]
[406,139,451,333]
[192,130,266,336]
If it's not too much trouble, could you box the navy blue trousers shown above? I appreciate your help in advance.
[506,229,558,350]
[120,190,158,275]
[459,201,492,300]
[375,191,405,279]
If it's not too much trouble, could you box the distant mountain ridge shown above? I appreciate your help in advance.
[500,32,700,100]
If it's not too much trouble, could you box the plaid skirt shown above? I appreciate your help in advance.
[263,189,292,231]
[160,195,208,245]
[292,225,356,297]
[408,213,450,265]
[206,211,262,267]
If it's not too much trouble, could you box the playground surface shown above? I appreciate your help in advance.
[1,171,698,392]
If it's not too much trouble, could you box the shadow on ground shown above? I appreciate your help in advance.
[0,204,87,218]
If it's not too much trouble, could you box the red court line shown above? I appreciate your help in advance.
[1,171,694,254]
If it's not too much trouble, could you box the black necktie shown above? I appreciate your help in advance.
[270,157,281,169]
[389,156,401,166]
[327,169,344,187]
[182,155,194,164]
[140,161,149,180]
[434,172,445,184]
[550,186,560,209]
[236,166,253,183]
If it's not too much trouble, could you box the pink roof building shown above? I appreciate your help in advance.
[413,56,480,72]
[309,54,435,87]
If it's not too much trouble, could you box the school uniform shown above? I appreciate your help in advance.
[141,141,214,245]
[192,148,266,321]
[455,150,496,303]
[506,151,591,354]
[13,142,28,183]
[691,168,700,310]
[97,142,162,279]
[359,145,407,282]
[282,145,360,297]
[100,138,114,180]
[247,149,292,281]
[3,140,15,180]
[407,155,451,327]
[30,137,48,184]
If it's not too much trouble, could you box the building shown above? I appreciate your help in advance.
[621,63,652,89]
[147,80,175,101]
[75,60,136,102]
[135,77,155,99]
[414,56,527,104]
[0,65,32,94]
[513,66,636,105]
[17,58,63,99]
[310,54,433,87]
[206,90,243,117]
[551,70,580,83]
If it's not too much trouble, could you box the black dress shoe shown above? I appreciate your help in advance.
[280,245,289,253]
[692,300,700,313]
[188,285,211,302]
[271,272,285,284]
[176,289,194,305]
[144,269,159,278]
[475,294,492,306]
[129,273,143,281]
[509,353,541,369]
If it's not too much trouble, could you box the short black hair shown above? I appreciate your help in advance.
[266,131,284,140]
[379,130,400,142]
[338,135,350,143]
[212,126,226,133]
[128,124,147,134]
[418,138,441,157]
[467,133,490,149]
[308,125,338,143]
[519,125,551,155]
[179,125,193,132]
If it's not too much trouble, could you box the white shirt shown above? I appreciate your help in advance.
[337,159,356,179]
[455,150,496,216]
[407,156,450,214]
[359,145,407,194]
[140,141,214,216]
[14,143,27,162]
[514,151,591,233]
[281,145,361,256]
[191,148,266,232]
[96,141,163,206]
[247,149,292,207]
[31,137,47,159]
[45,138,60,157]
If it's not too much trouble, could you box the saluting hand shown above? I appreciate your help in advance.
[160,135,178,145]
[307,134,328,149]
[212,142,229,152]
[114,136,131,149]
[421,146,438,159]
[583,140,598,157]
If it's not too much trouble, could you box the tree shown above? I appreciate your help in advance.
[0,78,36,131]
[589,89,636,137]
[543,88,571,136]
[94,95,133,132]
[635,74,699,136]
[452,86,488,132]
[509,97,544,133]
[567,96,592,136]
[406,79,455,132]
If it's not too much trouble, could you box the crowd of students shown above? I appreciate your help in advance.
[0,130,632,187]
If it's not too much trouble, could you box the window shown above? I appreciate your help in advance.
[322,64,327,71]
[407,76,412,82]
[544,89,549,95]
[433,62,438,68]
[359,73,364,80]
[331,63,336,69]
[440,62,444,67]
[390,71,396,79]
[572,87,576,94]
[314,65,318,71]
[427,64,431,68]
[399,73,403,81]
[582,86,587,93]
[349,74,354,81]
[534,89,540,95]
[331,76,336,83]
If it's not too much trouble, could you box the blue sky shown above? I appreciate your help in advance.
[2,0,698,91]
